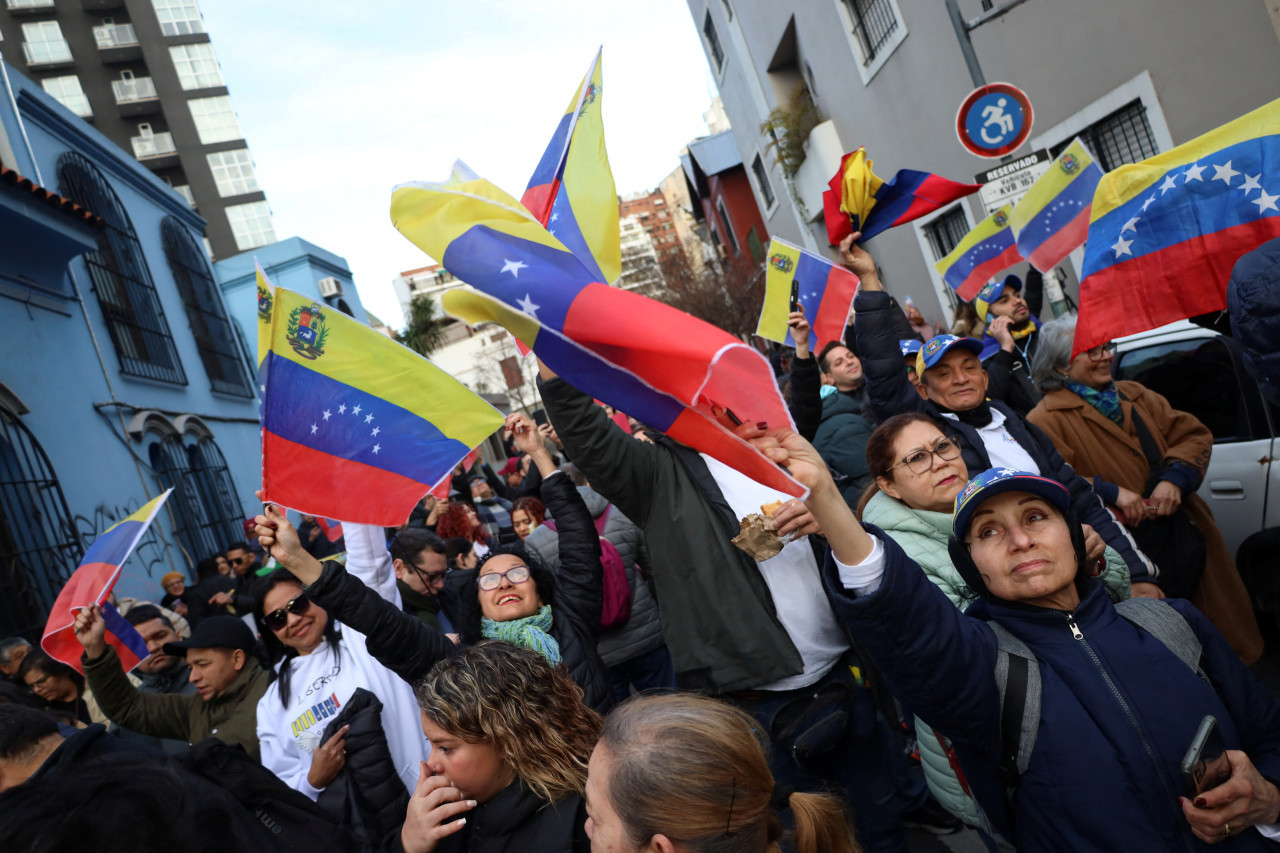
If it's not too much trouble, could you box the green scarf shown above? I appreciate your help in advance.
[481,604,561,666]
[1067,380,1123,425]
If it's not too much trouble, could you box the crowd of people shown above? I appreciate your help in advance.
[2,233,1279,853]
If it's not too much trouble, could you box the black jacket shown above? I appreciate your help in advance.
[979,268,1045,416]
[318,688,410,847]
[386,779,589,853]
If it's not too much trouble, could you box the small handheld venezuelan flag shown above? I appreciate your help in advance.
[934,204,1024,300]
[1010,138,1104,273]
[756,237,859,350]
[42,490,172,674]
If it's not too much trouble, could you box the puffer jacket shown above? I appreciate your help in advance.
[526,486,665,668]
[861,489,1132,828]
[1228,235,1280,406]
[316,688,409,848]
[823,528,1280,852]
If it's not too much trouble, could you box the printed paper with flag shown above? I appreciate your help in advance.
[391,165,807,498]
[1074,97,1280,356]
[258,273,505,525]
[822,148,982,246]
[756,237,859,350]
[42,491,171,674]
[934,204,1024,300]
[1010,139,1104,272]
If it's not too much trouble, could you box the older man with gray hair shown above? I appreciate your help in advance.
[0,638,41,709]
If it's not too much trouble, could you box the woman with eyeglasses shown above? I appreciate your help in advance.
[855,412,1130,832]
[1028,315,1263,664]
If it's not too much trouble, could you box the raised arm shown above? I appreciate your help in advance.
[787,305,824,442]
[342,522,401,607]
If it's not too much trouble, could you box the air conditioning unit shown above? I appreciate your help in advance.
[317,276,343,298]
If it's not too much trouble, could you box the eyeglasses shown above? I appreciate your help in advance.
[890,437,961,475]
[230,555,250,565]
[413,562,448,587]
[477,566,531,591]
[1085,341,1118,362]
[263,592,313,632]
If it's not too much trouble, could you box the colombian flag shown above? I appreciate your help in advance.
[42,491,171,674]
[756,237,859,350]
[823,148,982,246]
[520,48,620,288]
[1074,98,1280,356]
[934,204,1024,300]
[1011,139,1104,273]
[258,276,504,525]
[391,164,807,499]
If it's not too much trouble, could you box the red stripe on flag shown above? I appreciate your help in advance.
[1026,206,1091,273]
[811,266,859,351]
[262,431,430,526]
[955,244,1025,301]
[1073,218,1280,357]
[520,180,561,225]
[665,409,805,499]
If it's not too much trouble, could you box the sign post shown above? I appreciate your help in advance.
[974,148,1051,214]
[956,82,1034,159]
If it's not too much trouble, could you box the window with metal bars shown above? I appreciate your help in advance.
[161,218,254,397]
[923,205,971,261]
[149,434,243,563]
[0,407,80,638]
[57,152,187,386]
[1051,100,1159,172]
[843,0,899,67]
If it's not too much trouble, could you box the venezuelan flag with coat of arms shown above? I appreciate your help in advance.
[1010,138,1104,272]
[934,204,1024,300]
[1074,97,1280,356]
[42,491,171,674]
[756,237,859,350]
[257,272,504,525]
[391,164,807,499]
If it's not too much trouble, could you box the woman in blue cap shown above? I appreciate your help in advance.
[742,423,1280,851]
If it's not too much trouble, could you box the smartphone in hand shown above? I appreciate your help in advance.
[789,279,800,314]
[1181,715,1230,796]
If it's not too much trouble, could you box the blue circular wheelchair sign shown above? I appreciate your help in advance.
[956,83,1034,158]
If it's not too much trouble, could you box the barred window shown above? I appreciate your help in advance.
[751,154,776,209]
[843,0,900,67]
[703,11,725,71]
[717,199,740,255]
[0,404,80,638]
[58,152,187,385]
[162,218,254,397]
[149,432,242,564]
[1052,100,1159,172]
[923,205,971,261]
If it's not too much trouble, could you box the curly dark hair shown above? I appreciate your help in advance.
[437,502,488,544]
[455,542,556,644]
[511,496,546,527]
[254,568,342,707]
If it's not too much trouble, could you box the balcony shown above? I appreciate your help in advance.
[5,0,56,14]
[792,120,846,223]
[132,132,179,167]
[112,76,159,116]
[81,0,124,10]
[93,23,141,63]
[22,40,74,69]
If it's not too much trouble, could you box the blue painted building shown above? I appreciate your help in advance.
[0,61,261,636]
[215,236,370,353]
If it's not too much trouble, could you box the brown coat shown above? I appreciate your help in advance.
[1028,381,1263,663]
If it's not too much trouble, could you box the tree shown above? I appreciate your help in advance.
[655,253,766,341]
[394,294,448,357]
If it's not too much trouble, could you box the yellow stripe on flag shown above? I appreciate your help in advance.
[756,238,803,343]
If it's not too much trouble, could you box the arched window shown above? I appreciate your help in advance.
[0,402,80,638]
[161,217,254,397]
[57,152,186,385]
[149,426,245,564]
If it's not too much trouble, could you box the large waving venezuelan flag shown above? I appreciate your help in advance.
[756,237,859,351]
[391,164,806,498]
[42,491,170,674]
[1074,97,1280,356]
[258,275,504,525]
[934,204,1024,300]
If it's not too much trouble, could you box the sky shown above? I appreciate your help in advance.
[200,0,721,328]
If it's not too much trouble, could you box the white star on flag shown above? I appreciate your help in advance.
[1253,190,1280,214]
[338,404,346,414]
[371,426,381,437]
[311,424,318,434]
[1121,216,1140,233]
[365,414,374,423]
[1240,174,1262,194]
[550,212,559,223]
[322,409,331,420]
[259,384,266,393]
[1212,161,1239,185]
[1111,236,1134,258]
[1183,163,1206,182]
[1159,175,1178,194]
[372,443,382,454]
[1141,195,1157,212]
[501,259,528,278]
[517,294,541,318]
[352,404,362,416]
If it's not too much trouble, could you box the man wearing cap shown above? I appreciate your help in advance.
[74,610,269,759]
[974,270,1044,416]
[841,234,1160,598]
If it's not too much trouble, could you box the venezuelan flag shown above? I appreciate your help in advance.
[520,48,620,287]
[823,148,981,246]
[756,237,859,351]
[42,491,171,674]
[391,165,807,499]
[255,261,272,369]
[258,275,504,525]
[1011,139,1104,273]
[934,204,1023,300]
[1074,97,1280,356]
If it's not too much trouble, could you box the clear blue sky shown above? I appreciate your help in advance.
[201,0,721,326]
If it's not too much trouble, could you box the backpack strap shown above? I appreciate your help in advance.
[990,622,1041,779]
[594,504,612,536]
[1114,598,1204,676]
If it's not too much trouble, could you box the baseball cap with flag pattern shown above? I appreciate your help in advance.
[952,468,1071,541]
[915,334,984,376]
[974,273,1023,322]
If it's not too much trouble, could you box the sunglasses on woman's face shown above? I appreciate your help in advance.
[264,592,312,632]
